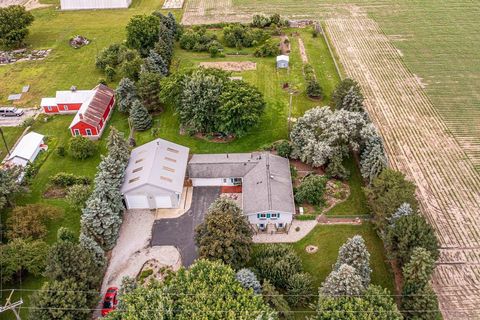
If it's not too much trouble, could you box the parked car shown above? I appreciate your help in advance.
[101,287,118,317]
[0,107,24,117]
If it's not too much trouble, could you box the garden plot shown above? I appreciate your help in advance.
[199,61,256,71]
[162,0,184,9]
[325,14,480,319]
[0,0,48,10]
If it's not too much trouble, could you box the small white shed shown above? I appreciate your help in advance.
[121,139,189,210]
[60,0,131,10]
[7,132,45,167]
[276,55,289,69]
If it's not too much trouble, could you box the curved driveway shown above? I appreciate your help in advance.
[151,187,220,267]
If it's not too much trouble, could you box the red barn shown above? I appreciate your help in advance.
[41,88,95,114]
[68,84,115,140]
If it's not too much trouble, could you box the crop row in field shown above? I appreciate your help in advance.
[325,15,480,319]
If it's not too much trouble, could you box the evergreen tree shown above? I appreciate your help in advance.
[261,280,292,319]
[306,79,323,98]
[401,284,440,320]
[79,233,105,267]
[129,100,153,131]
[143,50,168,76]
[360,136,387,184]
[236,268,262,294]
[115,77,138,114]
[81,196,122,250]
[402,247,435,292]
[334,235,372,288]
[286,272,314,307]
[195,198,253,269]
[332,78,363,110]
[137,71,163,112]
[341,86,365,112]
[389,202,413,225]
[153,38,173,67]
[320,264,365,297]
[107,127,130,165]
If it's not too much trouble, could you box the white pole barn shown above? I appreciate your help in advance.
[60,0,132,10]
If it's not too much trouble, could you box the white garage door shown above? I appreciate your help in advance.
[125,195,149,209]
[155,196,172,208]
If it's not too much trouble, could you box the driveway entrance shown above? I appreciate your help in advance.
[151,187,220,266]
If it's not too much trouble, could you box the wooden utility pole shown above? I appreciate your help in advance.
[0,290,23,320]
[0,127,11,156]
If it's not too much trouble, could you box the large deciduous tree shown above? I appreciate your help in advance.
[218,80,266,136]
[126,14,161,57]
[0,166,22,210]
[294,174,327,205]
[333,235,372,288]
[195,198,253,269]
[6,204,61,240]
[0,5,34,48]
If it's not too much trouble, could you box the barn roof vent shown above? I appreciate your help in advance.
[70,85,77,92]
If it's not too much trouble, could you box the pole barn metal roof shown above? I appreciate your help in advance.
[60,0,132,10]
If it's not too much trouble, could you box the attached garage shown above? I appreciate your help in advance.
[121,138,189,210]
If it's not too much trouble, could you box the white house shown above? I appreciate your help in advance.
[6,132,46,168]
[60,0,131,10]
[121,139,189,210]
[188,152,296,231]
[276,55,289,69]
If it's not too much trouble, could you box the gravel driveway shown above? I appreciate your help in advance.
[0,108,39,127]
[151,187,221,266]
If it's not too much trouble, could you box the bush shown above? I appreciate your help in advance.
[295,214,317,221]
[253,39,280,57]
[68,136,96,160]
[275,140,292,158]
[295,174,327,205]
[261,280,292,319]
[6,204,61,240]
[66,184,92,210]
[56,146,65,157]
[22,116,34,127]
[51,172,91,187]
[286,272,313,307]
[223,24,269,48]
[253,244,302,288]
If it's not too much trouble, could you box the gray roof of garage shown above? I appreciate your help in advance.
[121,139,189,194]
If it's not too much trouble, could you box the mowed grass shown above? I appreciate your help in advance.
[0,126,25,159]
[0,0,181,105]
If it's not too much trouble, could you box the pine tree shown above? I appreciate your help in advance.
[334,235,372,288]
[107,127,130,165]
[401,284,440,320]
[137,71,163,112]
[142,50,168,76]
[79,233,105,267]
[402,247,435,294]
[236,268,262,294]
[360,135,387,184]
[129,100,152,131]
[115,77,138,113]
[341,86,364,112]
[320,264,365,297]
[81,196,122,250]
[389,202,413,225]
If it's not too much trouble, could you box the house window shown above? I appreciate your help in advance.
[73,129,80,136]
[266,213,271,218]
[259,223,265,230]
[257,213,267,220]
[271,213,278,219]
[86,129,92,136]
[278,223,284,228]
[47,106,52,111]
[64,105,69,111]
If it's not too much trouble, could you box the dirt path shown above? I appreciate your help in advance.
[297,37,308,63]
[325,12,480,320]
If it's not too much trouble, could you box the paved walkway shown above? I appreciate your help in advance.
[253,220,317,243]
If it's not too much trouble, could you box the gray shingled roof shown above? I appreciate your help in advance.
[121,139,189,194]
[188,152,295,214]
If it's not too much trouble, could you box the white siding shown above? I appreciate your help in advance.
[246,212,293,228]
[61,0,131,10]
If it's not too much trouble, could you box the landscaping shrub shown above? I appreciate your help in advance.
[66,184,93,210]
[68,136,96,160]
[179,27,221,53]
[253,39,280,57]
[275,140,292,158]
[236,268,262,294]
[295,174,327,205]
[6,204,61,240]
[56,146,65,157]
[253,244,302,288]
[286,272,314,307]
[51,172,91,187]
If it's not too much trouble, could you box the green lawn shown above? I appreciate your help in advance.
[0,126,25,160]
[290,223,394,319]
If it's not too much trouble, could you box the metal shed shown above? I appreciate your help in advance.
[60,0,132,10]
[276,55,290,69]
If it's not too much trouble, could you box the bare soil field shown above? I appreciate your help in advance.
[199,61,256,71]
[162,0,184,9]
[325,12,480,319]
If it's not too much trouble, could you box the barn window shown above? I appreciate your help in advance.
[167,147,179,154]
[132,167,143,173]
[163,166,175,173]
[165,157,177,163]
[128,177,140,183]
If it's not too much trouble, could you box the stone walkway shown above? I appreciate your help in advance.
[253,220,317,243]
